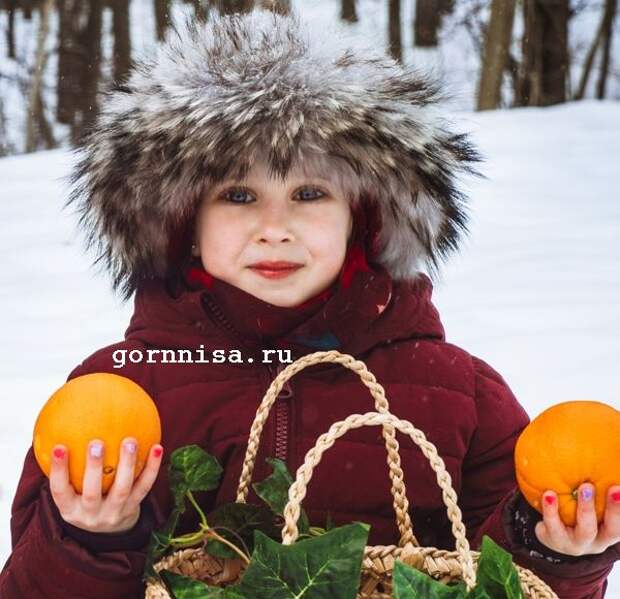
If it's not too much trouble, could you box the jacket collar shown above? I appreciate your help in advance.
[178,243,389,357]
[124,245,445,361]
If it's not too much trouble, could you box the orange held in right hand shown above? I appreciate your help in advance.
[49,437,164,534]
[33,372,164,532]
[33,372,162,494]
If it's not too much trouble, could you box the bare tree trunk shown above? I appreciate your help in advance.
[388,0,402,62]
[23,0,33,19]
[35,88,55,149]
[260,0,289,14]
[56,0,86,126]
[518,0,569,106]
[0,98,13,156]
[596,0,617,99]
[111,0,131,82]
[414,0,440,47]
[505,52,521,105]
[217,0,254,14]
[574,7,606,100]
[56,0,70,124]
[477,0,516,110]
[26,0,54,153]
[57,0,103,142]
[154,0,171,41]
[440,0,454,15]
[341,0,358,22]
[6,0,16,58]
[77,0,103,142]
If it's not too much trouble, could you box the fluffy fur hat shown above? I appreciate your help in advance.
[66,9,481,301]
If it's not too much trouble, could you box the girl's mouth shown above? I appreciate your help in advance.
[249,266,302,280]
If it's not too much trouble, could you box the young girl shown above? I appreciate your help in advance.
[2,11,618,599]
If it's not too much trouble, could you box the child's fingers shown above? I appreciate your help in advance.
[598,485,620,546]
[49,445,76,514]
[537,490,570,547]
[80,440,104,513]
[106,438,138,506]
[573,483,598,545]
[128,444,164,505]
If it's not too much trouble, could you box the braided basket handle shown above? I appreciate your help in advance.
[235,350,417,547]
[281,411,477,591]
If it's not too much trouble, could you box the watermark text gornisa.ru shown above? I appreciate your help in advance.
[112,346,293,369]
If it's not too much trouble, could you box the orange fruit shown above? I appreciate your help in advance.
[514,400,620,527]
[33,373,161,495]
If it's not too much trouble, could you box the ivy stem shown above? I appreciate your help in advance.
[187,490,208,528]
[209,526,251,559]
[169,522,210,548]
[205,529,251,565]
[169,530,207,548]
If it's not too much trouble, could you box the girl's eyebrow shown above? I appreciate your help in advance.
[213,177,338,192]
[219,175,334,185]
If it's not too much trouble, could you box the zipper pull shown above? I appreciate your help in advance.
[274,362,293,399]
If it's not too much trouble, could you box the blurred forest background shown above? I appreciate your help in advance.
[0,0,618,156]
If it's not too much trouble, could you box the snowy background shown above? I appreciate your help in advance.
[1,0,619,152]
[1,0,619,594]
[1,99,619,595]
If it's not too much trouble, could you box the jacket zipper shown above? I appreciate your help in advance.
[266,361,293,463]
[201,293,294,463]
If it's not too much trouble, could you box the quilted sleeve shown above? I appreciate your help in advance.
[0,342,162,599]
[454,355,619,599]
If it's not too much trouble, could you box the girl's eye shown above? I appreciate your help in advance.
[221,186,326,204]
[222,187,254,204]
[296,187,326,201]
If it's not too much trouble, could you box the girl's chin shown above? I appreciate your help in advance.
[244,285,309,308]
[255,292,304,307]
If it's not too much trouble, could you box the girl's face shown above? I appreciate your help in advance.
[192,160,353,307]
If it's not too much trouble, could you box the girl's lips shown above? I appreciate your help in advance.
[249,266,302,279]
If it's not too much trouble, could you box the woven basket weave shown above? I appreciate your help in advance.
[145,350,558,599]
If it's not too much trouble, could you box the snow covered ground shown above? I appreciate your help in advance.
[0,100,619,594]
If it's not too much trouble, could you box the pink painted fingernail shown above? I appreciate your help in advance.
[153,446,163,458]
[53,447,65,460]
[611,491,620,503]
[124,440,137,454]
[544,494,555,506]
[89,442,103,459]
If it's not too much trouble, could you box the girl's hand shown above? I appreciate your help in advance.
[534,483,620,556]
[49,438,164,534]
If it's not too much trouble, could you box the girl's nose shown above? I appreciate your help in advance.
[255,202,295,243]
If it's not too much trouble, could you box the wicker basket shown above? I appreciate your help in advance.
[145,350,558,599]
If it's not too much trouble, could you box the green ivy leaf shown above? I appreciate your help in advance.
[466,587,493,598]
[390,535,524,599]
[143,510,181,581]
[205,502,281,559]
[252,457,310,535]
[169,445,223,512]
[234,522,370,598]
[160,569,244,598]
[472,536,523,599]
[392,560,468,598]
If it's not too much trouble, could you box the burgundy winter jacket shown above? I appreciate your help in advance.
[2,250,618,598]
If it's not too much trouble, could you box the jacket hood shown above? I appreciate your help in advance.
[66,9,481,301]
[124,260,445,360]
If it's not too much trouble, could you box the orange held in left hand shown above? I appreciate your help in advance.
[514,400,620,556]
[535,483,620,556]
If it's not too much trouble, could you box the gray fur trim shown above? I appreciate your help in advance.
[64,9,482,301]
